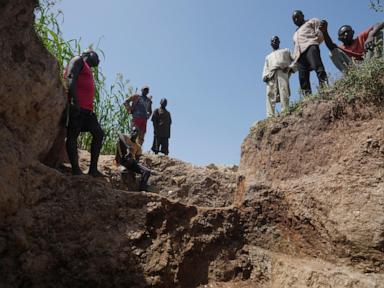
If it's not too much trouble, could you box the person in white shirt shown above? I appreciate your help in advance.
[262,36,295,117]
[292,10,328,95]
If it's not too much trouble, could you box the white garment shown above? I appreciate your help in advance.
[266,70,290,117]
[262,49,294,117]
[262,48,294,81]
[293,18,324,61]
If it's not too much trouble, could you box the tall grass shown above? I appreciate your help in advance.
[34,0,80,74]
[35,0,133,154]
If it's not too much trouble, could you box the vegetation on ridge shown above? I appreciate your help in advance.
[287,58,384,114]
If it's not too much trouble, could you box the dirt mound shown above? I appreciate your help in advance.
[67,150,237,207]
[1,163,246,287]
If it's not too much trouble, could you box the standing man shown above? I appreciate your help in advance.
[65,49,105,176]
[124,86,152,145]
[151,98,172,155]
[292,10,328,95]
[319,20,384,72]
[262,36,295,117]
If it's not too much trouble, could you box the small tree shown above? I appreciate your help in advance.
[370,0,384,12]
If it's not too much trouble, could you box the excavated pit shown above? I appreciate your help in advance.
[1,1,384,287]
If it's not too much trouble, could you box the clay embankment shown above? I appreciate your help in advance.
[1,1,384,287]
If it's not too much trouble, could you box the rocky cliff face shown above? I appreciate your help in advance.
[0,0,65,219]
[1,0,384,287]
[237,98,384,285]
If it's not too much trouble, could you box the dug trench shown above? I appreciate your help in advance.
[1,0,384,287]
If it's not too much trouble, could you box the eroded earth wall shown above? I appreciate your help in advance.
[0,0,65,218]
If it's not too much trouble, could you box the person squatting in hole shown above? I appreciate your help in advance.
[115,126,151,191]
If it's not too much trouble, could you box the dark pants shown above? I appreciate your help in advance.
[121,157,151,190]
[66,108,104,173]
[151,136,169,155]
[297,45,328,95]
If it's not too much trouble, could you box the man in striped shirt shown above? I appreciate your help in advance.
[292,10,328,95]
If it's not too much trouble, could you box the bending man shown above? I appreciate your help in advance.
[116,127,151,191]
[320,20,384,72]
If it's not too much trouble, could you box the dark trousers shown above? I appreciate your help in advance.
[66,108,104,173]
[121,157,151,190]
[297,45,328,95]
[152,136,169,155]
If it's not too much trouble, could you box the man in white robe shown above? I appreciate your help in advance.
[262,36,295,117]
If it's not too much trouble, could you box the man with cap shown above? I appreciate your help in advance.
[292,10,328,95]
[262,36,295,117]
[64,49,105,176]
[124,86,152,145]
[319,20,384,72]
[151,98,172,155]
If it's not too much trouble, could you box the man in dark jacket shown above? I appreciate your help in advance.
[151,98,172,155]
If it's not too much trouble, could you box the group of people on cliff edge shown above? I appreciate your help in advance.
[262,10,384,118]
[62,50,172,191]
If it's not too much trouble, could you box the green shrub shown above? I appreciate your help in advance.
[288,58,384,114]
[329,58,384,103]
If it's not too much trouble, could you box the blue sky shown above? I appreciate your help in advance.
[55,0,382,165]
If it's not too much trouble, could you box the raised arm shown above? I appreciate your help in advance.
[366,22,384,50]
[370,22,384,37]
[319,20,337,51]
[123,94,138,113]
